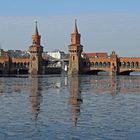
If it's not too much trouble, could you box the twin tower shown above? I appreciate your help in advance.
[28,20,83,75]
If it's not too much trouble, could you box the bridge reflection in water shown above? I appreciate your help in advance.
[27,75,140,118]
[30,76,42,120]
[67,75,140,127]
[28,75,140,122]
[68,76,83,126]
[85,76,140,95]
[1,75,139,139]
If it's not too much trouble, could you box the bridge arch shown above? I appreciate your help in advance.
[119,70,135,75]
[85,69,110,75]
[18,69,28,74]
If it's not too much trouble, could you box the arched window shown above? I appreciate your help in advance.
[21,62,23,67]
[118,62,121,67]
[73,56,75,61]
[13,62,16,67]
[131,62,135,68]
[107,62,111,68]
[127,62,130,68]
[83,62,86,66]
[17,62,20,68]
[103,62,107,68]
[90,62,94,67]
[122,62,126,68]
[135,62,139,68]
[23,62,26,67]
[95,62,98,68]
[99,62,102,68]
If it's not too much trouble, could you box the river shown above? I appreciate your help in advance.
[0,75,140,140]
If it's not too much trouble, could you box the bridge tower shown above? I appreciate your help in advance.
[68,20,83,75]
[110,51,118,75]
[28,21,43,74]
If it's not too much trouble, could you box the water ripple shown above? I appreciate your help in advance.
[0,75,140,139]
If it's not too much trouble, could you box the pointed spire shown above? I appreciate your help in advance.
[34,21,39,35]
[73,19,78,33]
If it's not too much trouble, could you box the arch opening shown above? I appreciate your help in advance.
[85,70,109,75]
[119,70,136,75]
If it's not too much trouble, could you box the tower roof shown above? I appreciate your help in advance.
[33,21,39,36]
[72,19,78,34]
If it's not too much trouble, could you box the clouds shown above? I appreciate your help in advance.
[0,14,140,57]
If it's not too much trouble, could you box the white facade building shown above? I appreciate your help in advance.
[47,50,65,60]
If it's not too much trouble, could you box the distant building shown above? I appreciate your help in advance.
[0,49,7,57]
[7,50,30,58]
[47,49,65,60]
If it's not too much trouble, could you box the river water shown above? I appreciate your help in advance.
[0,75,140,140]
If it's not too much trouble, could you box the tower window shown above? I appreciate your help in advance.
[32,57,36,61]
[73,56,75,61]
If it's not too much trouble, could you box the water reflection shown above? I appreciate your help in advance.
[28,75,140,124]
[30,76,42,120]
[0,75,140,139]
[68,76,83,126]
[28,75,140,121]
[87,76,140,95]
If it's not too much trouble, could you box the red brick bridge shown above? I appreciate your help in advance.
[81,51,140,75]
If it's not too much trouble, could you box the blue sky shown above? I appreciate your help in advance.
[0,0,140,15]
[0,0,140,56]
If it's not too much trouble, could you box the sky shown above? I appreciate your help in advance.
[0,0,140,57]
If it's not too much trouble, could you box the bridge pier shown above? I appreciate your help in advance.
[109,71,117,76]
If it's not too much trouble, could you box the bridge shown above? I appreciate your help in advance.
[0,57,30,75]
[81,51,140,75]
[0,20,140,75]
[10,58,30,74]
[119,57,140,75]
[68,20,140,75]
